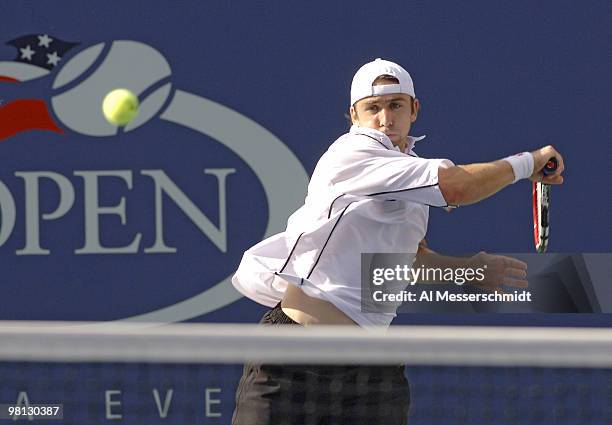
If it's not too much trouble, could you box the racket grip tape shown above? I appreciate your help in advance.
[542,157,558,176]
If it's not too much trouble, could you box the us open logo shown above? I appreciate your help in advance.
[0,36,308,322]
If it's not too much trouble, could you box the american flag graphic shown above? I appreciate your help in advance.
[0,34,79,141]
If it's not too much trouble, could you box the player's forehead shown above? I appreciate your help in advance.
[356,92,412,107]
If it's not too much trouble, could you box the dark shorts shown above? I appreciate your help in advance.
[231,303,410,425]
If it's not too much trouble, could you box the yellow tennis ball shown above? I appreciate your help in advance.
[102,88,139,126]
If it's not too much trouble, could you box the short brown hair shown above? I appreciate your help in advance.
[372,74,400,85]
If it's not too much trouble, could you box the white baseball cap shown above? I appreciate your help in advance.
[350,58,415,106]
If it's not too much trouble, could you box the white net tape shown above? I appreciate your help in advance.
[1,321,611,367]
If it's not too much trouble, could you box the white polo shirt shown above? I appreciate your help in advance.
[232,125,454,327]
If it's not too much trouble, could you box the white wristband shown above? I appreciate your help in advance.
[502,152,534,183]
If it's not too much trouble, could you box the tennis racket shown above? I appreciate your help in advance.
[532,157,558,253]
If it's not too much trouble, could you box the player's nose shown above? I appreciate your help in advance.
[378,108,393,127]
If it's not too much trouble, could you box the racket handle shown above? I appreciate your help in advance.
[542,157,558,176]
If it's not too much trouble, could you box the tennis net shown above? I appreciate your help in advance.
[1,321,611,424]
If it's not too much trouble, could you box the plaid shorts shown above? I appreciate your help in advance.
[231,303,410,425]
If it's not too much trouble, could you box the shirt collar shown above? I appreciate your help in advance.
[349,125,426,154]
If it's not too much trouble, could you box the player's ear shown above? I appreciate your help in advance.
[411,98,420,123]
[349,106,359,125]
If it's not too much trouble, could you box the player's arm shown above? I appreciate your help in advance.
[438,145,565,206]
[415,239,469,270]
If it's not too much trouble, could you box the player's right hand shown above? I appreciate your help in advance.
[529,145,565,184]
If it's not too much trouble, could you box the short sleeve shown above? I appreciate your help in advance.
[328,146,454,207]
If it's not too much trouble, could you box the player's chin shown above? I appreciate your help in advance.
[386,134,401,144]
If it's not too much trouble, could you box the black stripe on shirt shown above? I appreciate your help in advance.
[306,202,354,280]
[366,182,439,197]
[368,183,452,207]
[327,193,346,219]
[278,232,305,274]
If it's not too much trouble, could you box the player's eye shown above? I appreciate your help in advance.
[390,102,402,109]
[367,105,379,112]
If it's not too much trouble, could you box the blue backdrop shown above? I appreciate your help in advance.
[0,0,610,326]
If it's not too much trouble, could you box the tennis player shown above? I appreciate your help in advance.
[231,58,565,424]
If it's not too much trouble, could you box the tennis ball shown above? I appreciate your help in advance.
[51,40,172,136]
[102,88,139,126]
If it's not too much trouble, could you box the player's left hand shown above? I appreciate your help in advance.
[467,251,528,294]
